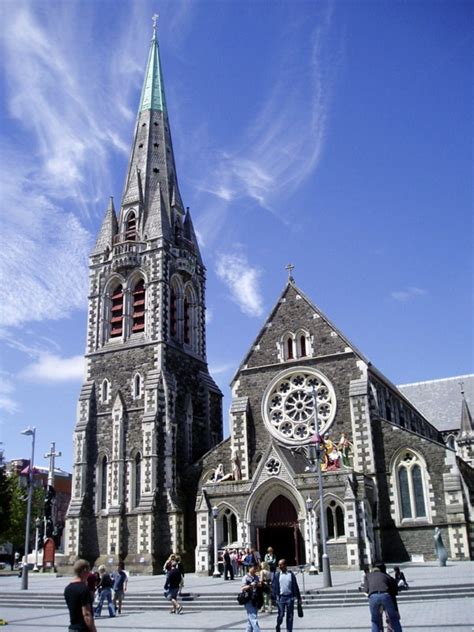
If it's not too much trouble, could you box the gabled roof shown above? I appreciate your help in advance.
[231,279,370,385]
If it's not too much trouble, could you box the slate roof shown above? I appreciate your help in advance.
[398,374,474,432]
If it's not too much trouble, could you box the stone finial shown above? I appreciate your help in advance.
[285,263,295,282]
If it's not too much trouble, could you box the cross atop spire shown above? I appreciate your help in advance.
[460,381,465,395]
[285,263,295,282]
[152,13,159,38]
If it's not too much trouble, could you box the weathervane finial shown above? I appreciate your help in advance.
[152,13,159,38]
[459,381,465,396]
[285,263,295,282]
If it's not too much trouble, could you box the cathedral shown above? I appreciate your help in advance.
[65,22,474,573]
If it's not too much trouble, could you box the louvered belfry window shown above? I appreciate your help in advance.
[132,280,145,332]
[110,285,124,337]
[125,212,137,240]
[184,296,190,344]
[170,287,177,337]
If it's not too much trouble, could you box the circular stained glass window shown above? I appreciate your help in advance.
[262,367,337,445]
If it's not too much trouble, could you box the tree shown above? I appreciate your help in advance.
[0,471,45,553]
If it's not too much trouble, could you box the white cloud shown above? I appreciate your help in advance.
[391,287,427,302]
[208,362,234,376]
[216,252,264,318]
[0,372,19,414]
[20,353,84,383]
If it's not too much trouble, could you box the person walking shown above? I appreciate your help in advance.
[264,547,277,576]
[64,559,97,632]
[393,566,408,590]
[363,562,403,632]
[271,559,301,632]
[164,561,183,614]
[259,561,273,613]
[94,565,115,618]
[241,563,263,632]
[224,548,235,580]
[112,562,128,615]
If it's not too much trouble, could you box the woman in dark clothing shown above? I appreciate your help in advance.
[393,567,408,590]
[164,561,183,614]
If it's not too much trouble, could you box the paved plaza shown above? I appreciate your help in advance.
[0,562,472,631]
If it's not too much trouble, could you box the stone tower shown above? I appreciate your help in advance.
[65,20,222,573]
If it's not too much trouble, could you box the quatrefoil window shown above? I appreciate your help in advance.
[265,458,281,475]
[262,367,337,446]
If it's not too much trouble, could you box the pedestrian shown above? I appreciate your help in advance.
[86,569,98,605]
[94,565,115,618]
[264,547,277,576]
[112,561,128,614]
[164,561,183,614]
[163,553,176,574]
[363,562,403,632]
[64,558,97,632]
[241,563,263,632]
[259,561,273,613]
[271,558,302,632]
[224,548,234,580]
[231,549,239,577]
[237,549,244,576]
[176,554,185,594]
[393,566,408,590]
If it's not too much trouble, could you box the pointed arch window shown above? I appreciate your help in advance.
[170,286,178,338]
[287,338,294,360]
[101,379,110,403]
[395,451,428,522]
[326,500,345,539]
[300,335,307,357]
[125,211,137,241]
[222,508,238,545]
[133,373,142,399]
[132,279,145,333]
[100,456,108,510]
[110,285,124,338]
[184,295,190,344]
[134,452,142,507]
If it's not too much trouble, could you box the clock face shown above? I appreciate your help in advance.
[261,367,337,445]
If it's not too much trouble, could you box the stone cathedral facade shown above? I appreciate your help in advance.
[195,280,474,572]
[64,25,222,573]
[65,23,473,574]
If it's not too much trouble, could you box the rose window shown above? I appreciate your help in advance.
[262,368,336,446]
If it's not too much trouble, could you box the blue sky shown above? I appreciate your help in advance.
[0,0,472,471]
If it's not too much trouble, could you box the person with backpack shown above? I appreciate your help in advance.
[241,563,263,631]
[94,565,115,618]
[271,559,301,632]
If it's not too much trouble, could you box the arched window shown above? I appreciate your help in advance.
[326,500,345,539]
[287,338,294,360]
[184,295,190,344]
[170,286,178,338]
[300,335,307,357]
[101,379,110,403]
[134,453,142,507]
[184,286,197,348]
[395,451,428,521]
[132,279,145,333]
[133,373,142,399]
[125,211,137,241]
[222,508,238,545]
[110,285,124,338]
[100,456,108,509]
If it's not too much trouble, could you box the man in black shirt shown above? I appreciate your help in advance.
[64,559,97,632]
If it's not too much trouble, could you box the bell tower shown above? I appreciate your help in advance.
[65,17,223,572]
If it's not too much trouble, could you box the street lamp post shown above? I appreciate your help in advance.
[309,385,332,588]
[211,506,221,578]
[305,496,318,575]
[33,518,41,572]
[20,426,36,590]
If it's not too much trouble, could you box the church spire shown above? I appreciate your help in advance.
[119,15,185,241]
[459,383,474,437]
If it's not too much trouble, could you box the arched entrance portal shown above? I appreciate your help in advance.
[257,495,304,565]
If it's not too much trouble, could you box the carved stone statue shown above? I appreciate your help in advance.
[434,527,448,567]
[231,449,242,481]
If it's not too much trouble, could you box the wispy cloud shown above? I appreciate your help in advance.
[216,252,264,318]
[20,353,84,383]
[391,287,427,302]
[0,372,19,414]
[194,4,338,244]
[208,362,235,376]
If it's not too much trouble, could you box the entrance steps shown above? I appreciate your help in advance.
[0,583,472,611]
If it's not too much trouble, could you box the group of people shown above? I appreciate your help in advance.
[64,559,128,631]
[239,557,302,632]
[223,546,277,580]
[163,553,185,614]
[362,563,408,632]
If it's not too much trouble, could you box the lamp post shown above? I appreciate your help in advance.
[212,505,221,578]
[33,518,41,572]
[305,496,318,575]
[308,385,332,588]
[20,426,36,590]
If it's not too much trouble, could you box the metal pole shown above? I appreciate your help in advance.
[212,507,221,577]
[311,386,332,588]
[33,521,40,572]
[21,427,36,590]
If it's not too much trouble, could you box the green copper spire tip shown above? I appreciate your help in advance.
[139,14,167,113]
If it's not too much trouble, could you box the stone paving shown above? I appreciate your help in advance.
[0,561,472,631]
